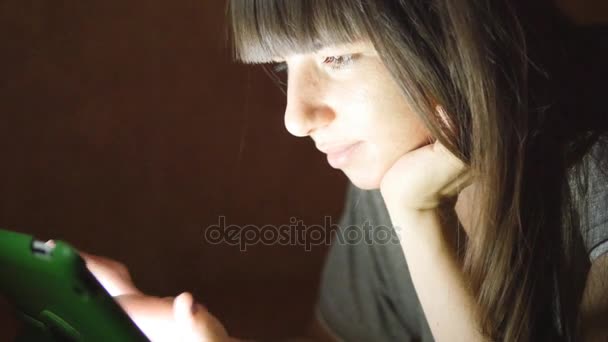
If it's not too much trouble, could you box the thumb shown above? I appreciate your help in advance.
[173,292,229,342]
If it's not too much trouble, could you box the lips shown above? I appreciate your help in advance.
[317,141,363,168]
[317,142,360,155]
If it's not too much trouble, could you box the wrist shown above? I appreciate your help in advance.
[389,208,442,242]
[388,205,461,253]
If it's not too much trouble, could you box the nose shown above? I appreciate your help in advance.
[283,62,335,137]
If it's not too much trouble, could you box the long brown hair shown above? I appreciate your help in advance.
[227,0,601,340]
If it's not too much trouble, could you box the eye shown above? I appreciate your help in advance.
[322,55,354,70]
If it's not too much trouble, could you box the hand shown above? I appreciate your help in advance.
[115,292,235,342]
[379,139,471,213]
[80,251,237,342]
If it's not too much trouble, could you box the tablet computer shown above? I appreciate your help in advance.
[0,228,149,341]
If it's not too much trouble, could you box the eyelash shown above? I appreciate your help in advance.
[323,55,354,70]
[271,54,355,74]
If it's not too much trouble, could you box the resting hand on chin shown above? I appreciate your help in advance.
[379,139,471,217]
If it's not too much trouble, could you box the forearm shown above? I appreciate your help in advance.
[390,208,486,342]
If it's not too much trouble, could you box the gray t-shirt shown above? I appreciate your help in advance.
[316,140,608,341]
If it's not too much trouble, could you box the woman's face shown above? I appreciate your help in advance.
[277,41,432,189]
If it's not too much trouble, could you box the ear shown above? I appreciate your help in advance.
[435,105,454,134]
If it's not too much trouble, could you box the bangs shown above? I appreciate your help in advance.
[228,0,369,63]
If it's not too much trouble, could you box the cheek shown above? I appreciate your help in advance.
[343,106,432,190]
[363,96,431,153]
[371,112,431,169]
[326,63,432,188]
[334,83,394,140]
[345,128,431,190]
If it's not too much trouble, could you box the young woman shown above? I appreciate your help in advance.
[225,0,608,340]
[61,0,608,341]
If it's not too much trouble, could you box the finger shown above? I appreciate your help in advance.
[430,141,473,200]
[116,294,177,342]
[440,170,474,199]
[174,292,204,342]
[433,140,467,171]
[116,294,175,320]
[78,251,141,296]
[77,250,108,265]
[79,251,125,273]
[174,292,227,342]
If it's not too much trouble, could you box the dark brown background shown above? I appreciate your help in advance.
[0,1,347,340]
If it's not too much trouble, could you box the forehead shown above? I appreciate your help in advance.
[230,0,372,64]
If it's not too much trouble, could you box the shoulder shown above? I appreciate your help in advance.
[569,135,608,261]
